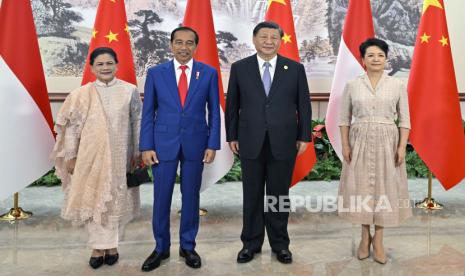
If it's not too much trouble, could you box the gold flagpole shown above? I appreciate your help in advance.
[0,193,33,221]
[415,171,443,210]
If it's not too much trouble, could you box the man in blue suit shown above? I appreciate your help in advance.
[140,26,220,271]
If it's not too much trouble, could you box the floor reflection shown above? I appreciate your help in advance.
[1,181,465,275]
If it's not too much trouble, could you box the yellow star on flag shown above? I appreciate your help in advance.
[420,32,430,43]
[109,0,117,3]
[439,36,448,46]
[92,29,98,39]
[268,0,286,8]
[282,33,292,44]
[422,0,443,14]
[104,30,118,43]
[124,24,129,33]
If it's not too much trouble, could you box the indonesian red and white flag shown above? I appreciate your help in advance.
[325,0,374,160]
[183,0,234,191]
[0,0,55,200]
[265,0,317,187]
[82,0,136,85]
[408,0,465,190]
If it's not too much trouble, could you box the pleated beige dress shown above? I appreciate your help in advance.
[337,73,412,227]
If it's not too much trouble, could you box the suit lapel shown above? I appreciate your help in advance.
[161,60,182,111]
[247,54,267,99]
[267,55,285,100]
[184,60,202,109]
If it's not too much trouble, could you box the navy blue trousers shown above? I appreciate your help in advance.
[151,149,204,253]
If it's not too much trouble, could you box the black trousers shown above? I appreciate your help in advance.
[240,133,296,251]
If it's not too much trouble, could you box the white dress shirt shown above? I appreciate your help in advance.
[257,54,277,82]
[173,58,194,87]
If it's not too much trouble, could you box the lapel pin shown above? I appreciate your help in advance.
[196,71,200,79]
[284,65,288,70]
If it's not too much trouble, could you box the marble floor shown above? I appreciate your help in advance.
[1,180,465,276]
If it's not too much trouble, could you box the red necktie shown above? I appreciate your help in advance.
[178,65,188,107]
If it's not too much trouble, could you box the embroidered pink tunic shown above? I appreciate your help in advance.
[52,78,141,248]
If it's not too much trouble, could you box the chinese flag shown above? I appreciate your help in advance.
[326,0,374,161]
[183,0,234,191]
[81,0,136,85]
[265,0,317,187]
[0,0,55,200]
[408,0,465,190]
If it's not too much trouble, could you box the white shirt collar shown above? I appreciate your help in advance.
[173,58,194,71]
[95,77,117,87]
[257,54,277,69]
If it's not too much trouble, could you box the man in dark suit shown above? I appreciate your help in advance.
[139,26,220,271]
[225,21,312,264]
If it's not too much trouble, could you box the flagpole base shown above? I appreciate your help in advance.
[415,198,443,210]
[177,208,208,217]
[199,208,208,216]
[0,207,33,221]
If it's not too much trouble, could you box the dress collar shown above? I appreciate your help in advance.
[362,71,388,92]
[95,77,117,87]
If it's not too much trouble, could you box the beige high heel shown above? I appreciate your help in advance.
[372,236,387,264]
[357,235,372,260]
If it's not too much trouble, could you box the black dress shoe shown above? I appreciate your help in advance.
[179,248,201,268]
[237,247,261,263]
[272,249,293,264]
[141,250,170,272]
[89,256,104,269]
[104,253,119,265]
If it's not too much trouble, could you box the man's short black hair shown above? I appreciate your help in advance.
[359,38,389,58]
[253,21,284,38]
[89,47,118,65]
[170,26,199,45]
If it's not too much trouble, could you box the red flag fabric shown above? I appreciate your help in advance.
[326,0,374,160]
[183,0,234,191]
[0,0,55,200]
[265,0,317,187]
[408,0,465,190]
[81,0,136,85]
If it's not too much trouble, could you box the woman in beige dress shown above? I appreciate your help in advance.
[51,47,142,269]
[338,38,412,264]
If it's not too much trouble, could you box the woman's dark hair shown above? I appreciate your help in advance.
[253,21,284,38]
[170,26,199,45]
[89,47,118,65]
[359,38,389,58]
